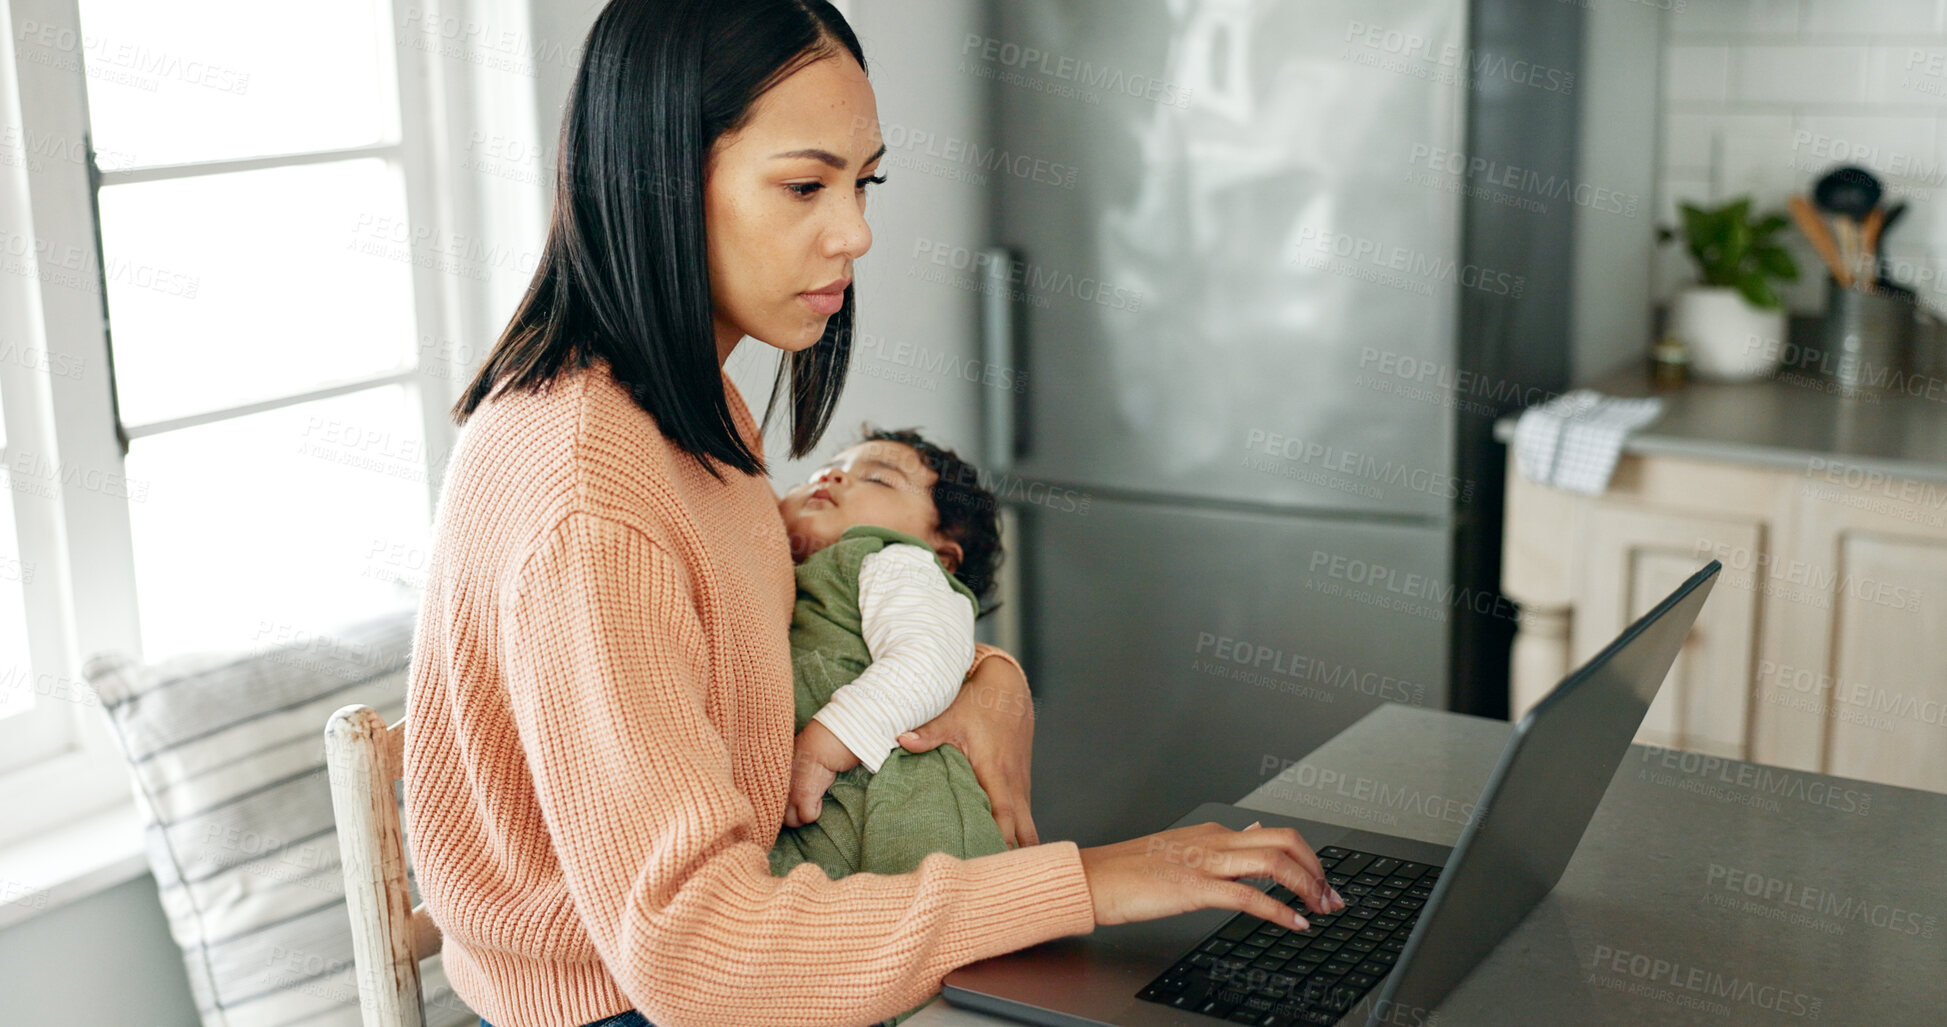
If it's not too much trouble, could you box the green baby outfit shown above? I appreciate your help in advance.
[768,525,1008,1026]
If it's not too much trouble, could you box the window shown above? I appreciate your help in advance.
[0,0,509,848]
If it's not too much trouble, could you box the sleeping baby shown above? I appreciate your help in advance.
[768,425,1011,896]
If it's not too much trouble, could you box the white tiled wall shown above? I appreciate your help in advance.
[1655,0,1947,314]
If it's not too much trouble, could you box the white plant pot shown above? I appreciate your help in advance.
[1669,286,1786,382]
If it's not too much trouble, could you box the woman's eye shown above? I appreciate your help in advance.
[857,173,887,191]
[787,182,823,198]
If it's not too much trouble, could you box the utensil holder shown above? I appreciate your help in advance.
[1813,279,1913,395]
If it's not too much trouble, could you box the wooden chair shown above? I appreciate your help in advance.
[326,704,443,1027]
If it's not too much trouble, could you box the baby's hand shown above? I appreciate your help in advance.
[784,719,860,827]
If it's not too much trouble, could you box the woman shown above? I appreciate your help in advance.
[402,2,1342,1026]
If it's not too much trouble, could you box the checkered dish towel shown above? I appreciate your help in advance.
[1512,390,1664,495]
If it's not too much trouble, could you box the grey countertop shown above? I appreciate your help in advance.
[1492,363,1947,484]
[912,703,1946,1026]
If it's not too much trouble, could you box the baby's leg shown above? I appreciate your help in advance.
[854,743,1008,877]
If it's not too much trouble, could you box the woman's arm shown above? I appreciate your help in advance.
[894,640,1041,848]
[496,510,1097,1027]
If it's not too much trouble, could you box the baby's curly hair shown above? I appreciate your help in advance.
[859,425,1003,612]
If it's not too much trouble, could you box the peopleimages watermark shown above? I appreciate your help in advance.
[852,330,1027,394]
[347,212,539,284]
[1583,944,1823,1019]
[1341,21,1575,95]
[294,415,447,487]
[1,227,201,300]
[399,6,586,78]
[5,449,151,503]
[0,877,49,912]
[14,20,252,95]
[1704,862,1938,939]
[0,337,87,379]
[1634,745,1872,816]
[1305,551,1515,625]
[1785,129,1947,198]
[0,661,97,710]
[2,124,140,177]
[1243,430,1474,503]
[862,115,1078,191]
[1760,659,1946,733]
[1744,335,1947,399]
[1258,756,1484,828]
[1405,144,1641,218]
[0,554,33,585]
[959,34,1192,109]
[1193,632,1428,705]
[907,238,1144,312]
[1799,455,1947,529]
[1693,538,1922,613]
[1289,227,1525,299]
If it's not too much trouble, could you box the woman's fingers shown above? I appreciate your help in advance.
[1210,878,1312,931]
[1227,822,1342,914]
[1012,801,1040,848]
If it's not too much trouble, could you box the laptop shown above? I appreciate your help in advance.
[943,560,1721,1027]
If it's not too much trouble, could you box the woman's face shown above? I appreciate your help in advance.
[704,52,884,364]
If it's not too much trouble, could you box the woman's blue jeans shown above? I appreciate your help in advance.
[481,1013,650,1027]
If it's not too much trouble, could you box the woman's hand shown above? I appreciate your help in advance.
[896,649,1040,849]
[1077,820,1347,929]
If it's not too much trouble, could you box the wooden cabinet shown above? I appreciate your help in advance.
[1503,449,1947,793]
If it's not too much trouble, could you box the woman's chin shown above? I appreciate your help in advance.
[746,320,828,355]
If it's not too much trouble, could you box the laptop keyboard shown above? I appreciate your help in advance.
[1134,846,1443,1026]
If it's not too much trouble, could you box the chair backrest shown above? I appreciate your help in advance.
[326,704,442,1027]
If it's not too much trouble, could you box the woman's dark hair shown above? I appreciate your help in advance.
[861,425,1005,613]
[451,0,866,479]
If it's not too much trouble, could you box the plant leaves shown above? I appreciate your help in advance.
[1754,244,1798,280]
[1675,196,1796,296]
[1737,274,1780,309]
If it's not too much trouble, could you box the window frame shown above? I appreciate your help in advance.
[0,0,497,849]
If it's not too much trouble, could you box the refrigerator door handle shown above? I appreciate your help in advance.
[980,245,1019,471]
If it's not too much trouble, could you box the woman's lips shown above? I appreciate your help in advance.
[800,290,844,316]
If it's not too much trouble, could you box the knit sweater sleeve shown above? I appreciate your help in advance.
[497,510,1097,1027]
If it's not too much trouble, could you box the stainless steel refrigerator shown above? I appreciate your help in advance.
[974,0,1579,846]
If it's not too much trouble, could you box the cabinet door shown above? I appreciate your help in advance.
[1819,534,1947,791]
[1754,474,1947,789]
[1575,506,1762,759]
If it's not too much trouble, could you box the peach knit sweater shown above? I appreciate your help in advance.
[403,354,1096,1027]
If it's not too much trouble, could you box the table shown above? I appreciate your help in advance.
[911,703,1946,1024]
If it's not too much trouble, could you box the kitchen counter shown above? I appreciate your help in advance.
[912,703,1947,1025]
[1492,363,1947,484]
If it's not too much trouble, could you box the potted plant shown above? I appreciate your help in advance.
[1660,197,1799,381]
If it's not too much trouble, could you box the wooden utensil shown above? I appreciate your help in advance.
[1861,205,1887,288]
[1790,193,1851,288]
[1835,216,1860,287]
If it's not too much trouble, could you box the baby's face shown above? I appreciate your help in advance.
[777,440,953,566]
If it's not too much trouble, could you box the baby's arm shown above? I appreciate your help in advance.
[811,543,977,774]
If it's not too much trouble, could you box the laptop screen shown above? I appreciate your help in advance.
[1369,561,1720,1026]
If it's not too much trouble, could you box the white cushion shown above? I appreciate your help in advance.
[86,611,473,1027]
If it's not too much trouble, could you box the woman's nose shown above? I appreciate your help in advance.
[828,196,872,261]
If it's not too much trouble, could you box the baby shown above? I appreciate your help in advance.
[768,426,1009,893]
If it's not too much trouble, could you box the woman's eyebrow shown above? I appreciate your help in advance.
[769,143,889,170]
